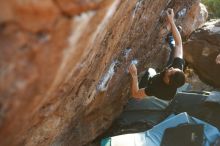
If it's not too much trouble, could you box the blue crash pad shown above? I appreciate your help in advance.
[101,112,220,146]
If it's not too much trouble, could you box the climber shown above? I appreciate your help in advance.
[129,8,185,100]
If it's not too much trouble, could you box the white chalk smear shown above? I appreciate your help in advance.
[126,59,139,73]
[131,59,138,65]
[123,48,132,60]
[177,8,187,18]
[132,0,144,18]
[97,60,118,92]
[160,10,165,17]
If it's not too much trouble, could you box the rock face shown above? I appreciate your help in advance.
[184,19,220,88]
[0,0,61,32]
[0,0,206,146]
[180,3,208,38]
[185,67,215,91]
[55,0,108,15]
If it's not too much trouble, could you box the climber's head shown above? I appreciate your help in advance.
[162,67,185,88]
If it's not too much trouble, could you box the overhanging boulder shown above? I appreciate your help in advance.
[0,0,207,146]
[184,19,220,88]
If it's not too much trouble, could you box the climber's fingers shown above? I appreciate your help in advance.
[129,64,137,76]
[167,8,173,14]
[166,8,174,21]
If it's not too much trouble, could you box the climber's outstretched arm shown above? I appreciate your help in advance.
[166,8,183,59]
[129,64,146,99]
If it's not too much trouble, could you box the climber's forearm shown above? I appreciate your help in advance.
[166,8,183,58]
[130,75,146,99]
[170,20,182,47]
[170,20,183,58]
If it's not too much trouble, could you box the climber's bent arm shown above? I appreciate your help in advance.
[167,9,183,59]
[129,64,147,99]
[170,20,183,59]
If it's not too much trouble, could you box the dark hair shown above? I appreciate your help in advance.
[170,71,185,88]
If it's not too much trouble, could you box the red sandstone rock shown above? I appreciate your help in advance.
[0,0,207,146]
[184,19,220,88]
[0,18,71,146]
[0,0,14,23]
[55,0,109,15]
[16,0,61,32]
[0,0,61,32]
[180,2,208,38]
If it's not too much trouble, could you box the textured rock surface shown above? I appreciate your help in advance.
[55,0,108,15]
[184,19,220,88]
[0,0,205,146]
[185,67,214,91]
[0,0,61,32]
[180,2,208,38]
